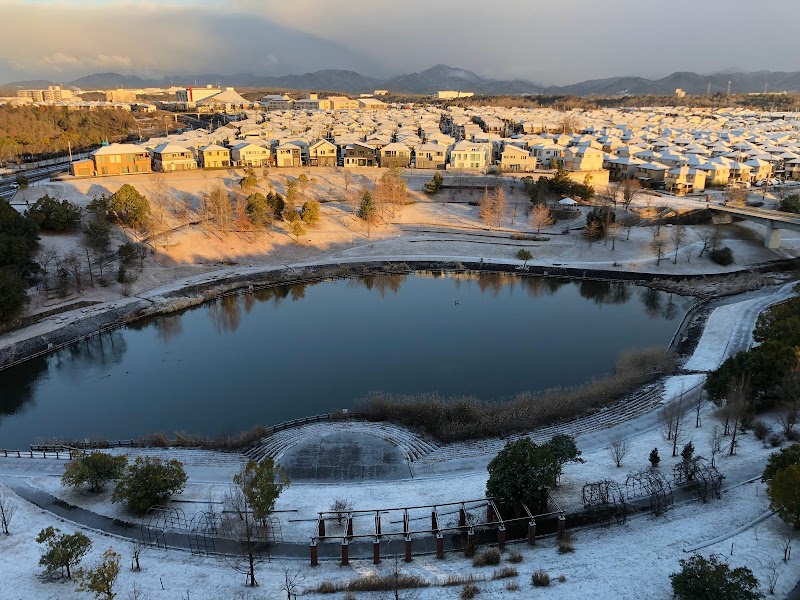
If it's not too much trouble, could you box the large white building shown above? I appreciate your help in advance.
[437,91,474,100]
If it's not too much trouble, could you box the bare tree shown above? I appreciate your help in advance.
[492,186,507,228]
[777,374,800,437]
[671,223,686,264]
[650,228,666,266]
[63,250,83,291]
[529,203,554,233]
[223,485,267,587]
[620,179,642,212]
[659,396,685,457]
[765,560,779,595]
[609,437,629,468]
[607,220,622,251]
[724,187,748,206]
[130,540,144,572]
[281,566,305,600]
[0,489,16,535]
[708,426,723,468]
[715,377,749,456]
[783,536,793,562]
[330,497,353,526]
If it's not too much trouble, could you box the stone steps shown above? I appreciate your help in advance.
[245,421,440,464]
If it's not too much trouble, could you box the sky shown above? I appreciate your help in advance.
[2,0,800,86]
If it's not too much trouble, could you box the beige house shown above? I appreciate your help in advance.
[635,162,669,185]
[785,159,800,181]
[295,94,331,111]
[665,166,707,194]
[328,96,360,110]
[744,158,772,182]
[448,141,491,171]
[379,142,411,168]
[89,143,152,176]
[230,142,270,167]
[531,143,565,168]
[415,142,448,169]
[275,142,303,167]
[358,98,387,110]
[197,144,231,169]
[701,159,732,186]
[558,146,604,171]
[500,144,536,172]
[152,142,197,172]
[344,142,378,167]
[308,139,337,166]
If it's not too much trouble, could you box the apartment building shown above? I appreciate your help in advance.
[17,85,73,102]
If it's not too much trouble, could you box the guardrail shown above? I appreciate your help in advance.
[2,448,75,459]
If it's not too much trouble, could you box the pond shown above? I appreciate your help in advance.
[0,273,693,448]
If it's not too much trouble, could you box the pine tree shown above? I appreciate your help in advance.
[649,448,660,468]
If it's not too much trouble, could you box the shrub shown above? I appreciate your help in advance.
[558,533,575,554]
[558,574,567,583]
[762,444,800,482]
[670,555,762,600]
[516,249,533,261]
[76,548,121,600]
[487,438,556,513]
[751,420,771,441]
[461,583,480,599]
[768,433,784,447]
[710,246,734,266]
[84,218,112,250]
[108,185,149,228]
[472,547,501,567]
[531,570,550,587]
[506,549,523,563]
[36,526,92,579]
[300,200,321,224]
[330,497,353,525]
[492,567,518,579]
[505,580,520,591]
[61,452,128,493]
[111,456,187,514]
[780,194,800,214]
[768,464,800,528]
[26,195,82,231]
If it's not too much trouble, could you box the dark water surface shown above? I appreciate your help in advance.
[0,273,692,447]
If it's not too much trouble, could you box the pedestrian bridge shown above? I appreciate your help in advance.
[707,204,800,249]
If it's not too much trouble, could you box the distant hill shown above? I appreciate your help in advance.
[5,66,800,97]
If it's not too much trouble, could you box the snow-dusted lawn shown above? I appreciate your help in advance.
[4,413,799,599]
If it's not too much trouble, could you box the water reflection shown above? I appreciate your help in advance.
[0,272,692,447]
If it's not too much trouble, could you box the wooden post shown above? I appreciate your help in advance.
[459,507,466,527]
[436,534,445,559]
[557,515,567,540]
[486,503,494,523]
[405,537,413,563]
[465,530,475,557]
[431,510,438,533]
[346,515,354,540]
[373,539,380,565]
[341,540,349,566]
[318,517,326,539]
[310,541,318,567]
[375,512,382,537]
[497,527,506,552]
[527,521,536,546]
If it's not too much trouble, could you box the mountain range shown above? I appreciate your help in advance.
[6,65,800,97]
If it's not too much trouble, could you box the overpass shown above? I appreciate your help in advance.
[707,204,800,249]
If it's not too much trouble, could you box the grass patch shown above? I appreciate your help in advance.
[356,347,674,441]
[510,233,549,241]
[443,574,485,587]
[472,547,501,567]
[316,573,429,594]
[461,582,480,599]
[506,549,523,563]
[506,580,520,591]
[492,567,518,579]
[558,533,575,554]
[532,570,551,587]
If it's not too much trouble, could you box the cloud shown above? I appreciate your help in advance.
[1,0,799,86]
[36,53,133,72]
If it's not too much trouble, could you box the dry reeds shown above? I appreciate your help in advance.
[356,347,674,441]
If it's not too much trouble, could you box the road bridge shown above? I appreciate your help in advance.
[707,204,800,249]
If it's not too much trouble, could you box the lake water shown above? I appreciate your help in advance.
[0,273,692,448]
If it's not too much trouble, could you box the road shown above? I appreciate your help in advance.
[0,164,70,201]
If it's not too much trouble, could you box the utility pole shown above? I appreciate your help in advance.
[727,81,732,96]
[707,81,711,97]
[67,140,73,163]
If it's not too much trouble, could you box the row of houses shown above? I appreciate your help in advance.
[69,102,800,194]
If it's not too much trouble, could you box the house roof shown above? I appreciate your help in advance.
[153,142,191,154]
[92,143,147,156]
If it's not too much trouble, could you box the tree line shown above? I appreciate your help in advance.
[0,105,135,165]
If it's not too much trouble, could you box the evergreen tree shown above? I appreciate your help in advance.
[649,447,661,468]
[670,555,762,600]
[111,456,187,514]
[26,195,83,231]
[232,459,289,525]
[357,190,377,222]
[62,452,128,493]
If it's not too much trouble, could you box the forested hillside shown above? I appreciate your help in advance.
[0,106,135,164]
